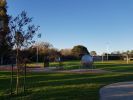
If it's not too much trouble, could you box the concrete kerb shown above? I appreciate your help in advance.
[100,81,133,100]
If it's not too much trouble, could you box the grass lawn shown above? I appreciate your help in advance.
[0,60,133,100]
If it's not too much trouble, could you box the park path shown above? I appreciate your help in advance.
[29,67,109,74]
[100,81,133,100]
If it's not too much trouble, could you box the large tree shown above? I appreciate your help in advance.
[33,42,53,62]
[60,49,72,56]
[0,0,12,64]
[72,45,89,59]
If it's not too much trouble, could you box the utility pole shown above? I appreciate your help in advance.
[127,54,129,64]
[36,44,39,63]
[106,43,109,61]
[102,54,104,63]
[36,33,41,64]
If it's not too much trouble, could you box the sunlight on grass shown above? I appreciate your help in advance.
[0,60,133,100]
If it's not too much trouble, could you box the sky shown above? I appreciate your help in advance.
[7,0,133,54]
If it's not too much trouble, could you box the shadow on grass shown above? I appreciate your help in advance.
[95,63,133,72]
[19,83,100,100]
[26,73,133,89]
[7,72,133,100]
[1,61,133,100]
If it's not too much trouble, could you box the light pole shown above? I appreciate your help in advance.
[36,33,41,64]
[36,44,39,63]
[106,43,109,61]
[127,54,129,64]
[102,54,104,63]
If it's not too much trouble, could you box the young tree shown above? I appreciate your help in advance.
[9,11,40,94]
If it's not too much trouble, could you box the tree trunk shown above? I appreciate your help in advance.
[23,63,26,93]
[10,63,13,95]
[0,56,3,65]
[16,48,19,94]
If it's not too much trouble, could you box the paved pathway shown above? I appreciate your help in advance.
[100,81,133,100]
[29,67,109,74]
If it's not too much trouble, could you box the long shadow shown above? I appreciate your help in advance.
[96,63,133,67]
[95,63,133,72]
[24,85,99,100]
[11,72,132,100]
[26,73,133,89]
[1,72,133,100]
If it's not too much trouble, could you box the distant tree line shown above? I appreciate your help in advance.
[1,0,133,65]
[11,44,90,63]
[0,0,90,64]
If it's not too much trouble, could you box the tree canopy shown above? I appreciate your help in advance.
[72,45,89,59]
[90,51,97,56]
[0,0,12,64]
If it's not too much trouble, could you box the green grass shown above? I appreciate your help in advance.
[27,60,81,68]
[0,60,133,100]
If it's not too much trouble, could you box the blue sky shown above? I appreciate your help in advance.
[7,0,133,54]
